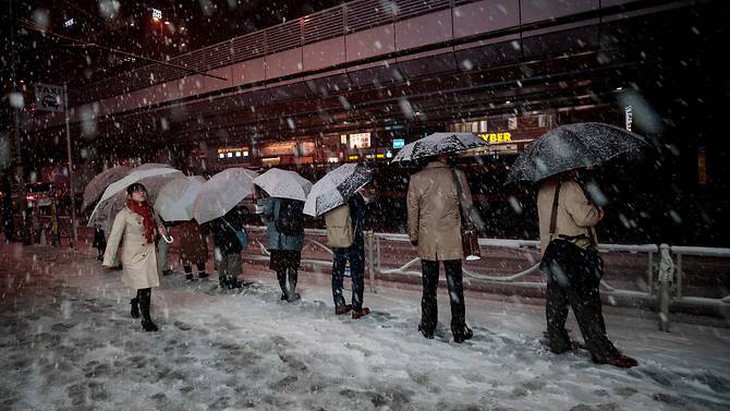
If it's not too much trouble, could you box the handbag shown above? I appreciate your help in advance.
[222,218,249,249]
[452,170,482,261]
[540,181,602,286]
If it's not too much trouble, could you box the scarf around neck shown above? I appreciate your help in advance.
[126,199,156,243]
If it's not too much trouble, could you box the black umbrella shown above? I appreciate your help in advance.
[505,122,650,185]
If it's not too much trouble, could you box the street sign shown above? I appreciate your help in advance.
[34,83,64,112]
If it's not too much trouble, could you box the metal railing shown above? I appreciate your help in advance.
[243,226,730,331]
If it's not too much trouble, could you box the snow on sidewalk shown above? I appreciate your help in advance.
[0,243,728,411]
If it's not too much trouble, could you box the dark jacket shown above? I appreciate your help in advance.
[263,197,304,251]
[210,208,247,255]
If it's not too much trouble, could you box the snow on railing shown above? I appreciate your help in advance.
[242,226,729,330]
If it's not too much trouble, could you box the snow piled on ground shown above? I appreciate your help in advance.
[0,243,728,411]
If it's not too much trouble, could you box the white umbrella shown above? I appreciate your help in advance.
[81,165,131,211]
[253,168,312,201]
[87,165,184,233]
[303,163,373,217]
[391,132,487,162]
[192,168,259,224]
[153,176,205,222]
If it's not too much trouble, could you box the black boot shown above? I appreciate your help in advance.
[286,268,300,302]
[185,273,196,282]
[138,288,158,332]
[130,298,140,319]
[276,269,288,300]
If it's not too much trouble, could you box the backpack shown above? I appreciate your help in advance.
[275,198,304,236]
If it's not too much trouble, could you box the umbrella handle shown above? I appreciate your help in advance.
[160,232,174,244]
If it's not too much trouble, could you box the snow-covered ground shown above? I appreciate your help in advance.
[1,243,728,411]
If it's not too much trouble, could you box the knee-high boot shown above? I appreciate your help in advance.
[138,288,158,332]
[276,269,288,300]
[287,267,300,301]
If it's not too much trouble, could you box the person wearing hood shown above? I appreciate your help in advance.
[102,183,167,332]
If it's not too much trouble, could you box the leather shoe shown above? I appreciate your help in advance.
[418,324,434,339]
[609,355,638,368]
[141,319,159,332]
[351,307,371,319]
[335,304,352,315]
[453,326,473,343]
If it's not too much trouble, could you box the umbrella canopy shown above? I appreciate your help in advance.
[504,122,650,185]
[391,132,488,162]
[87,165,184,232]
[253,168,312,201]
[303,163,373,217]
[153,176,205,222]
[192,168,259,224]
[81,166,131,211]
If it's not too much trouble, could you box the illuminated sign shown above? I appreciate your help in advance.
[347,155,360,160]
[151,8,162,21]
[348,133,371,149]
[478,132,512,144]
[217,147,249,159]
[392,138,405,149]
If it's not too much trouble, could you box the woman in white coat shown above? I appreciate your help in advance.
[102,183,167,332]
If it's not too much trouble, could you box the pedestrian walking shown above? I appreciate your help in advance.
[407,154,474,343]
[537,170,638,368]
[178,219,209,281]
[324,189,370,319]
[263,196,305,302]
[210,207,247,289]
[102,183,167,332]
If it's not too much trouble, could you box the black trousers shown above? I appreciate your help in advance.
[545,275,620,363]
[420,259,467,337]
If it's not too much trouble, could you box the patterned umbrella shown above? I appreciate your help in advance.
[303,163,373,217]
[391,132,487,162]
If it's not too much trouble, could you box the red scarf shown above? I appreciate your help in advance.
[126,199,156,243]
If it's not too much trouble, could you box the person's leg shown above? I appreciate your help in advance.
[444,259,471,342]
[567,277,620,363]
[545,278,572,353]
[183,264,195,281]
[137,288,158,332]
[196,262,208,279]
[286,252,300,301]
[227,253,243,288]
[130,290,141,319]
[332,248,349,313]
[349,241,366,312]
[419,260,439,338]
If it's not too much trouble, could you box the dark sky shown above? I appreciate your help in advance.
[2,0,345,87]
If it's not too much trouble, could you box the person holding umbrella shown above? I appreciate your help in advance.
[325,187,370,318]
[209,207,247,290]
[304,163,374,318]
[102,183,168,332]
[254,168,312,302]
[537,170,638,368]
[505,122,648,368]
[407,153,475,343]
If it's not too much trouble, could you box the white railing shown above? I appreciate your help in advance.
[243,226,730,331]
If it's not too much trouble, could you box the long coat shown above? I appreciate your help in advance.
[103,206,162,290]
[537,178,602,255]
[263,197,304,251]
[407,161,473,261]
[178,220,209,265]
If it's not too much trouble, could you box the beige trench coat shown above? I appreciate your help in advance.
[537,178,602,255]
[103,207,162,289]
[324,204,353,248]
[407,161,473,261]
